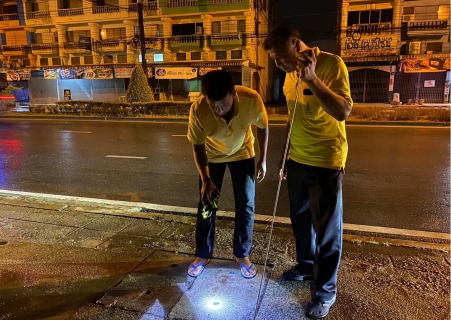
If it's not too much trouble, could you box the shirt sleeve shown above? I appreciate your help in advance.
[325,57,353,107]
[253,92,269,129]
[187,103,206,145]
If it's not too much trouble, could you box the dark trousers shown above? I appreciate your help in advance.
[286,159,343,301]
[196,157,255,259]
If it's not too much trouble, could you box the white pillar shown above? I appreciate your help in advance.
[201,14,212,52]
[123,20,137,64]
[161,17,172,53]
[56,24,69,66]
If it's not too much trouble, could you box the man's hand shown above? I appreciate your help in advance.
[297,49,317,82]
[256,159,267,183]
[201,179,220,206]
[278,155,288,180]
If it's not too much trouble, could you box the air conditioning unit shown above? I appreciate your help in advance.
[196,26,203,35]
[402,15,414,22]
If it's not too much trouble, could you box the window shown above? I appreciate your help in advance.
[153,53,164,62]
[191,52,201,60]
[176,52,186,61]
[84,56,93,64]
[347,12,359,26]
[31,2,39,11]
[52,57,61,65]
[238,20,246,33]
[105,28,126,40]
[231,50,242,59]
[71,57,80,65]
[426,42,442,53]
[403,7,414,15]
[67,30,91,42]
[216,51,227,60]
[22,59,31,66]
[415,5,439,20]
[104,55,114,64]
[172,23,203,36]
[117,55,127,63]
[40,58,49,66]
[347,9,393,26]
[35,33,44,44]
[212,21,221,34]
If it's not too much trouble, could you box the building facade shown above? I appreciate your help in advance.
[0,0,273,103]
[340,0,450,104]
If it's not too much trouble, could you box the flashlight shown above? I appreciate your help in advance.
[201,197,219,219]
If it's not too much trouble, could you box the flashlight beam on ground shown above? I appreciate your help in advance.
[62,130,92,134]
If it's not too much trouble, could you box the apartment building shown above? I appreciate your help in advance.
[340,0,450,104]
[0,0,272,103]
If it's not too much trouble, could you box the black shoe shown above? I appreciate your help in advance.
[305,296,336,319]
[282,264,314,281]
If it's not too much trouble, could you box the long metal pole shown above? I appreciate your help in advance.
[138,2,148,74]
[253,76,303,320]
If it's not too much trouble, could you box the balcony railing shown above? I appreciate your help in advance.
[128,2,157,11]
[31,43,55,51]
[92,5,120,14]
[167,0,198,8]
[0,13,19,21]
[346,23,392,35]
[212,34,241,41]
[171,35,198,44]
[408,20,448,30]
[2,45,23,51]
[31,43,59,54]
[63,41,91,50]
[26,11,51,19]
[209,0,242,3]
[94,40,126,51]
[58,8,84,17]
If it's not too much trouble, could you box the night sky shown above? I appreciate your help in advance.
[273,0,339,54]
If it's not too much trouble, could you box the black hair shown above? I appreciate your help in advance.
[263,24,301,51]
[201,70,235,101]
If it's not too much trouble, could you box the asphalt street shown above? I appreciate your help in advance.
[0,119,449,233]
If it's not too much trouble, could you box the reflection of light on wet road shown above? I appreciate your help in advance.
[105,155,147,159]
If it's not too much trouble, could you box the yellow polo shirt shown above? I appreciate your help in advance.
[187,85,268,163]
[284,47,353,170]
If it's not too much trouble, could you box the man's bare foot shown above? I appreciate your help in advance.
[234,256,257,278]
[187,257,211,277]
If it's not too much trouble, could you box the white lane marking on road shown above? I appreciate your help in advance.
[63,130,92,133]
[0,189,448,241]
[172,134,186,137]
[105,155,147,159]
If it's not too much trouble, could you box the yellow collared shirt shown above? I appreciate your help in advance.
[187,85,268,163]
[283,47,353,170]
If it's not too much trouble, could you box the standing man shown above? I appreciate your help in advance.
[187,70,269,279]
[263,25,352,319]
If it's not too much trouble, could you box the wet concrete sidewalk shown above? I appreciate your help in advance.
[0,193,449,320]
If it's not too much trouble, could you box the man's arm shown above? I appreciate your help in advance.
[297,50,352,122]
[256,126,269,182]
[304,77,351,122]
[193,143,219,204]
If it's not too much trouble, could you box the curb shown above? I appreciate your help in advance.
[1,114,449,127]
[0,190,448,251]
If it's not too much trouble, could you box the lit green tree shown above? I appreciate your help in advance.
[125,65,154,102]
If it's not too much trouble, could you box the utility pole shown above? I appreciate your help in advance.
[138,2,148,74]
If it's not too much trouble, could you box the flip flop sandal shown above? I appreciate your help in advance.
[239,263,257,279]
[187,259,210,277]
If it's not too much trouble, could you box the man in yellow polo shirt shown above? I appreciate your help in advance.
[187,70,269,279]
[263,25,352,319]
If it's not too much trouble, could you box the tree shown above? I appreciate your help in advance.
[125,65,154,103]
[1,84,22,96]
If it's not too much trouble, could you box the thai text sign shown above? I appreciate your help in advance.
[343,36,395,56]
[7,71,31,81]
[402,57,450,73]
[155,67,197,79]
